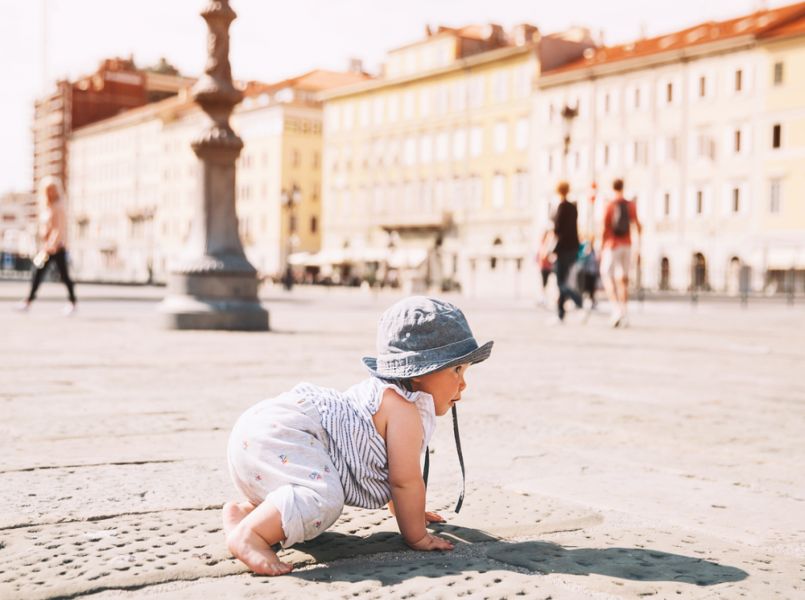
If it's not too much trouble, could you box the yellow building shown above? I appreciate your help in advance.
[758,9,805,293]
[68,70,367,283]
[320,25,592,296]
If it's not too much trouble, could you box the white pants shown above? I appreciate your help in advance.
[601,245,631,280]
[227,391,344,547]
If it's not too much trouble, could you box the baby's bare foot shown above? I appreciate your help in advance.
[226,525,293,576]
[222,501,255,535]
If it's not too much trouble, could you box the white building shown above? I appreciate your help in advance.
[67,71,367,283]
[534,3,805,293]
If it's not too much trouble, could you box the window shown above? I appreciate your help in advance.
[292,149,300,168]
[697,133,715,161]
[418,88,431,118]
[388,94,400,122]
[773,61,784,85]
[732,187,741,213]
[603,144,610,167]
[604,93,611,113]
[663,192,671,217]
[469,176,483,210]
[666,136,678,162]
[492,173,506,208]
[403,91,415,120]
[634,87,641,109]
[404,136,416,165]
[734,129,742,154]
[769,179,781,214]
[699,76,707,98]
[435,132,448,162]
[372,97,384,125]
[468,76,484,108]
[735,69,743,92]
[772,124,782,149]
[452,80,467,111]
[452,129,467,160]
[666,82,674,104]
[419,134,433,164]
[696,190,704,215]
[493,121,508,154]
[515,117,529,151]
[514,170,529,208]
[470,126,483,157]
[493,71,509,103]
[310,216,318,233]
[359,100,370,127]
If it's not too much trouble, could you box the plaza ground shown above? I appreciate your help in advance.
[1,280,803,599]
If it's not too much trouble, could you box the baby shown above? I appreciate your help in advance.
[222,296,493,575]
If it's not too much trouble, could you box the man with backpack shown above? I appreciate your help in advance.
[599,178,642,328]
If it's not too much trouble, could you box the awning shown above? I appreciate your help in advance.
[300,248,349,266]
[388,248,428,269]
[765,248,805,269]
[288,251,312,266]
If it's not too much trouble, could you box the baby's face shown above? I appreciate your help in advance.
[414,364,470,416]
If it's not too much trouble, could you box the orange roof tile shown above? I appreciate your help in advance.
[247,69,372,96]
[545,1,805,75]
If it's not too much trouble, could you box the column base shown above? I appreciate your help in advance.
[159,270,269,331]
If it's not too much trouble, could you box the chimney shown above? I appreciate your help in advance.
[348,58,364,74]
[512,23,538,46]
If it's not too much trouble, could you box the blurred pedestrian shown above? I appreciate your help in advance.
[551,181,583,322]
[16,176,77,315]
[599,178,641,327]
[537,230,555,306]
[578,240,599,309]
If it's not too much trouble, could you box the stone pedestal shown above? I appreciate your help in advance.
[159,0,268,331]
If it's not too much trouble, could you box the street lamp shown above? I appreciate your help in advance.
[560,103,579,178]
[281,183,301,290]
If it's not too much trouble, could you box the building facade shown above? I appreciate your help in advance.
[0,192,37,270]
[32,57,190,194]
[67,70,367,283]
[535,2,805,294]
[319,25,593,296]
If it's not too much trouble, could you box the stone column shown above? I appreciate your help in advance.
[160,0,269,330]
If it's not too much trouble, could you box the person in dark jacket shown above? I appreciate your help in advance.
[551,181,583,321]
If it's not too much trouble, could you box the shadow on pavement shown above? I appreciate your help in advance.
[288,524,748,587]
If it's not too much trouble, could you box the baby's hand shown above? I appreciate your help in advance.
[406,532,454,552]
[425,511,445,524]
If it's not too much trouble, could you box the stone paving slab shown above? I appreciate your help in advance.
[5,483,776,600]
[1,286,804,598]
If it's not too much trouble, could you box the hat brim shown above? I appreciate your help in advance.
[362,340,494,379]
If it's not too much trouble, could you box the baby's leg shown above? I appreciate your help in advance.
[226,499,293,576]
[222,500,255,536]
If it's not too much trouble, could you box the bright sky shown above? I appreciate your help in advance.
[0,0,789,194]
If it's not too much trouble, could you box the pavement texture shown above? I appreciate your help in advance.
[1,280,804,599]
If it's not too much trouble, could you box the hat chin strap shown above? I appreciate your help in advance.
[421,404,465,513]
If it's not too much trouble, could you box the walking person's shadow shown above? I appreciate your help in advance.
[286,523,748,588]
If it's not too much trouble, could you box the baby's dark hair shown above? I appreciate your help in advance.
[378,376,414,392]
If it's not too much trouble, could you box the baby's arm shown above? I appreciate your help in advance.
[385,393,453,551]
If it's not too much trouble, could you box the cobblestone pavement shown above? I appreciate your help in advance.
[1,281,804,599]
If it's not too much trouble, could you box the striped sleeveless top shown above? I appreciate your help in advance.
[293,377,436,509]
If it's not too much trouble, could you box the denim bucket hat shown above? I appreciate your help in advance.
[362,296,493,378]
